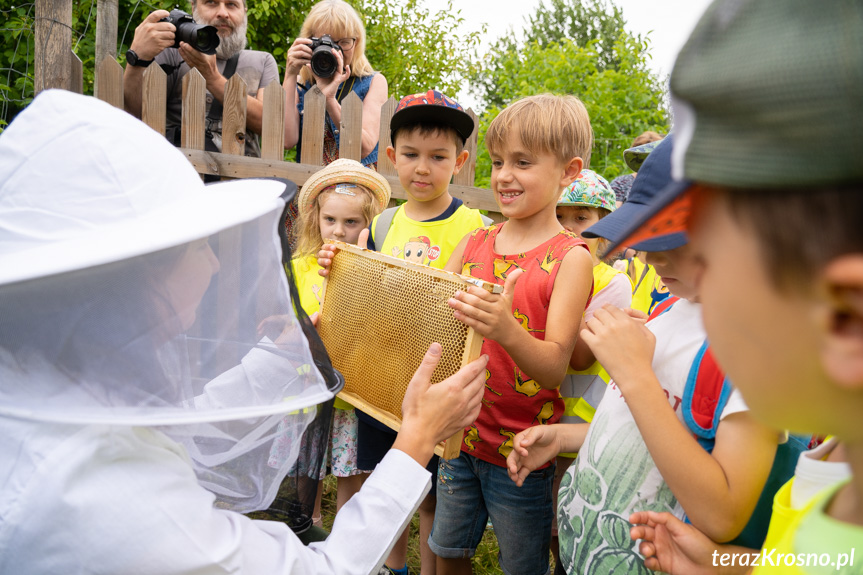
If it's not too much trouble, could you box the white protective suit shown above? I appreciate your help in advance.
[0,90,430,574]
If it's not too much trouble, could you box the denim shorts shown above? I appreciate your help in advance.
[429,452,555,575]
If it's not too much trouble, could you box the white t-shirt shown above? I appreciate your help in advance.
[557,299,748,575]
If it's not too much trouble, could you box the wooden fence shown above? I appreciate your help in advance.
[70,55,504,221]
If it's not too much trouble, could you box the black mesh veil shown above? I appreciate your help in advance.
[250,179,344,533]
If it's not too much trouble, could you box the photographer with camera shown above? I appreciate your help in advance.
[283,0,387,169]
[123,0,279,158]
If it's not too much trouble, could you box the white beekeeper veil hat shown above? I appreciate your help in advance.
[0,90,340,514]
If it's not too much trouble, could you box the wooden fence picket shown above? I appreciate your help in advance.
[299,86,326,166]
[337,91,363,161]
[95,57,124,109]
[221,74,248,157]
[141,64,167,136]
[181,69,207,151]
[453,108,479,187]
[261,81,285,161]
[377,96,397,177]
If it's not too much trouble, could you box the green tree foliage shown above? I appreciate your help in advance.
[360,0,484,99]
[473,0,631,110]
[470,0,668,187]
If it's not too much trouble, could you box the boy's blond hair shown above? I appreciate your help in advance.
[298,0,374,85]
[485,94,593,166]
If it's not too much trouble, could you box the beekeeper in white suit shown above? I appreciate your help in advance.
[0,90,487,574]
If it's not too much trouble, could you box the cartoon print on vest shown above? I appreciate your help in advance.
[535,401,555,425]
[513,308,542,334]
[463,425,481,451]
[493,258,521,281]
[483,368,502,407]
[538,245,562,276]
[512,366,541,397]
[402,236,440,265]
[462,262,484,277]
[498,428,516,459]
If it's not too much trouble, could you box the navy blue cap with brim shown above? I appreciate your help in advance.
[583,134,690,252]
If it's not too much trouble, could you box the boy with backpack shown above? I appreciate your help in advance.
[620,1,863,573]
[319,89,489,575]
[506,134,781,575]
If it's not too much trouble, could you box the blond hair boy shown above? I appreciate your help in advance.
[429,94,595,575]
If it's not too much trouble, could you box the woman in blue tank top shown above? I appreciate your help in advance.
[282,0,387,168]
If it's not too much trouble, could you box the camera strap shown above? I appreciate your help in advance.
[336,76,355,104]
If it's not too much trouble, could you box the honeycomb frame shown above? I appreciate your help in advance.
[318,240,501,459]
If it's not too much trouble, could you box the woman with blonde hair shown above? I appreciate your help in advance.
[283,0,387,168]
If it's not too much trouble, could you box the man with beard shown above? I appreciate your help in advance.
[123,0,278,157]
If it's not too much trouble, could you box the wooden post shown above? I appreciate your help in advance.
[35,0,73,94]
[376,96,397,176]
[69,50,83,94]
[141,64,168,136]
[260,81,285,161]
[95,57,124,109]
[338,91,363,161]
[221,75,248,157]
[181,69,207,151]
[94,0,118,94]
[299,86,325,166]
[453,108,478,187]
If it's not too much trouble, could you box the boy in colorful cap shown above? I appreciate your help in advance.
[620,1,863,573]
[608,137,673,315]
[507,135,781,575]
[551,169,633,570]
[319,89,489,575]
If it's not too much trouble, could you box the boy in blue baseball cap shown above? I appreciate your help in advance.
[507,135,781,575]
[621,2,863,573]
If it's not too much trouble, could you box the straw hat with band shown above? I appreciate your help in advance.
[299,158,391,216]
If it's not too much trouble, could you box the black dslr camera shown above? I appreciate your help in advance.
[309,34,342,79]
[161,9,220,55]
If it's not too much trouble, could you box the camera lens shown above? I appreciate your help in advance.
[311,48,338,79]
[193,27,220,54]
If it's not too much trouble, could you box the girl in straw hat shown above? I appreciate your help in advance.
[291,157,391,519]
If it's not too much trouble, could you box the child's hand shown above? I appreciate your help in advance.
[448,269,522,342]
[316,244,338,277]
[581,305,655,391]
[257,314,293,341]
[506,425,560,486]
[630,511,736,575]
[316,229,369,277]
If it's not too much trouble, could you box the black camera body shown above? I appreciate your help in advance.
[162,9,220,55]
[309,34,342,79]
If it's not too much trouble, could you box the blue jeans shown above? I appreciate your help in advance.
[429,452,554,575]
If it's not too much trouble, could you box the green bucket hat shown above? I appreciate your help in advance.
[603,0,863,250]
[558,169,616,212]
[623,138,664,173]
